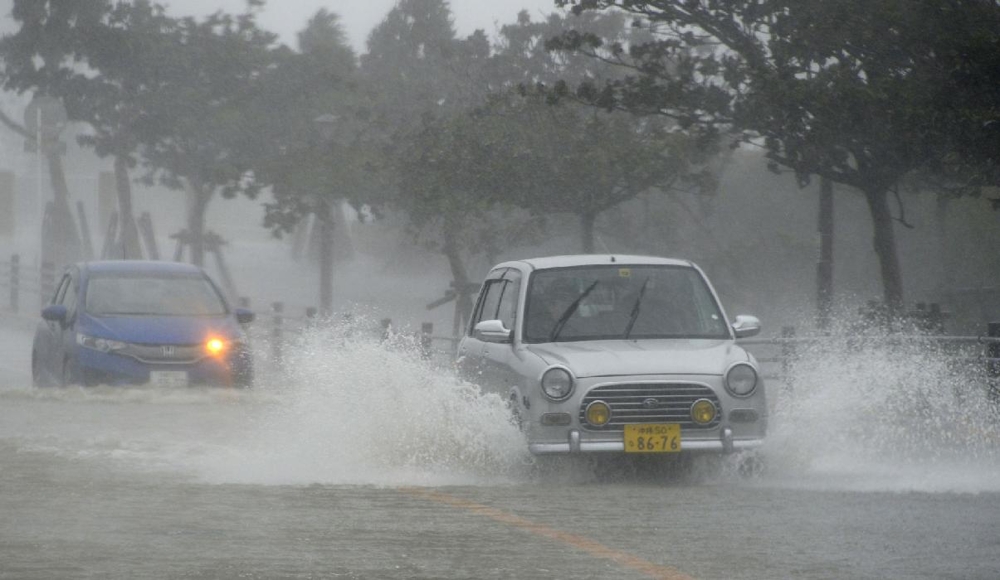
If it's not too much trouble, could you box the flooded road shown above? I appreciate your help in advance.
[2,320,999,579]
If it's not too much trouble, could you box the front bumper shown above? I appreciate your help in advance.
[528,427,764,455]
[75,346,248,387]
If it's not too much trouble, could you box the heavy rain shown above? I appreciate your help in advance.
[0,1,999,579]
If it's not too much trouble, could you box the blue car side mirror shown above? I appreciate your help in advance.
[235,308,255,324]
[41,304,68,323]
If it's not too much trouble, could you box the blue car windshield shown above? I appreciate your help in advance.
[85,273,227,317]
[523,265,729,343]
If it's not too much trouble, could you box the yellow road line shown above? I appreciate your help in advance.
[401,487,696,580]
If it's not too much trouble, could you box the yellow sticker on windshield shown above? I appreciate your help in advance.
[619,268,631,277]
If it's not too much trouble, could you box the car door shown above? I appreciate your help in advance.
[34,272,72,380]
[481,269,523,396]
[55,269,81,372]
[456,269,509,386]
[459,269,524,398]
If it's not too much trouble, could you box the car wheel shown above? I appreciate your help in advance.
[31,351,46,387]
[232,349,254,388]
[736,451,766,478]
[507,394,523,431]
[233,366,254,389]
[59,358,72,388]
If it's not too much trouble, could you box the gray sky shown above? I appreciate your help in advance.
[161,0,564,53]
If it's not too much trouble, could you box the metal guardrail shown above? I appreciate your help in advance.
[6,251,999,390]
[738,324,1000,393]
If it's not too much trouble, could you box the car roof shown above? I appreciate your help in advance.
[493,254,695,272]
[79,260,206,276]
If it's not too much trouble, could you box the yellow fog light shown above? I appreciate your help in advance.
[691,399,717,425]
[205,338,227,356]
[585,401,611,426]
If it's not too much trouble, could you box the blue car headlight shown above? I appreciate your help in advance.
[76,333,127,353]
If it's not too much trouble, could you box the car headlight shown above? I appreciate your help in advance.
[540,367,574,400]
[205,337,228,357]
[76,333,126,353]
[725,363,758,397]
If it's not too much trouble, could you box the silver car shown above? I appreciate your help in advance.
[458,255,767,455]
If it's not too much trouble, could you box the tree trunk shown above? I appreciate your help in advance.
[442,216,472,338]
[44,150,81,267]
[816,177,834,330]
[316,200,335,317]
[186,177,212,267]
[580,212,596,253]
[864,187,905,315]
[113,156,142,259]
[935,193,951,297]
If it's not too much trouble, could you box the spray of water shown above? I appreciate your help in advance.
[759,314,1000,493]
[189,316,532,486]
[6,308,997,492]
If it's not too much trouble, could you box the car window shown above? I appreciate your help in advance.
[523,265,729,342]
[473,279,505,328]
[62,275,78,317]
[52,275,70,305]
[496,275,520,331]
[85,273,227,316]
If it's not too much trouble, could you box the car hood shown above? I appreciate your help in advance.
[79,313,241,345]
[525,339,746,378]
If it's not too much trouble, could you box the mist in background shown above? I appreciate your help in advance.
[0,0,998,339]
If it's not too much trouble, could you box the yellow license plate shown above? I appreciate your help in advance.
[624,424,681,453]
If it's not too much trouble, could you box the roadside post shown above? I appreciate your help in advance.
[987,322,1000,405]
[271,301,284,368]
[9,254,19,313]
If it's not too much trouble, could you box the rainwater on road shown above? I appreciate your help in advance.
[1,319,998,580]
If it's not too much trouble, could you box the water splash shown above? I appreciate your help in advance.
[757,316,1000,493]
[189,317,532,486]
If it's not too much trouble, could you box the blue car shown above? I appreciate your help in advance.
[31,260,255,388]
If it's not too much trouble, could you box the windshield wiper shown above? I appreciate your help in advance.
[623,277,650,340]
[549,280,599,342]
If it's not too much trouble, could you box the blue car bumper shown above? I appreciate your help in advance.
[74,346,252,387]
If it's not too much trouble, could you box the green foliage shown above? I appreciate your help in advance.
[1,1,174,162]
[554,0,1000,309]
[555,0,1000,194]
[136,7,280,199]
[237,10,376,237]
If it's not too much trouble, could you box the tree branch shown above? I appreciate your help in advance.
[0,107,33,140]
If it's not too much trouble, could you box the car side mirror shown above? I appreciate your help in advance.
[235,308,255,324]
[41,304,68,323]
[732,315,761,339]
[474,319,513,344]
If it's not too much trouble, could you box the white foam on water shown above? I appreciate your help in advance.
[755,319,1000,494]
[6,314,998,492]
[185,318,533,486]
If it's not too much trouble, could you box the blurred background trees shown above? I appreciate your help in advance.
[1,0,999,333]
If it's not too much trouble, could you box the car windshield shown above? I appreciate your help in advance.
[85,273,228,317]
[523,265,729,343]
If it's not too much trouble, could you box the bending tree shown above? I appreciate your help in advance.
[555,0,1000,313]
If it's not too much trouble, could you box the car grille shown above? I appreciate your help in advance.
[579,382,721,431]
[121,344,204,364]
